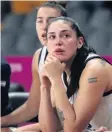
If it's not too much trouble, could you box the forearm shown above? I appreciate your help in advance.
[39,86,58,132]
[15,123,41,131]
[52,78,76,132]
[1,101,38,126]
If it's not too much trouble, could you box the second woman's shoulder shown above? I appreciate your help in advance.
[32,46,47,70]
[33,46,47,59]
[31,48,42,71]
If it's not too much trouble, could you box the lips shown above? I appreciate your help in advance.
[42,33,46,38]
[54,48,64,53]
[41,33,47,40]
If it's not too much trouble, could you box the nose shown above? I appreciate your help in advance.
[42,20,47,31]
[56,38,63,46]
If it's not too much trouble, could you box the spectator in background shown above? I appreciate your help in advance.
[1,1,11,21]
[1,57,12,117]
[1,57,14,132]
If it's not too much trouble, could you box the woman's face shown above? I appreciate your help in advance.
[47,20,83,62]
[36,7,61,45]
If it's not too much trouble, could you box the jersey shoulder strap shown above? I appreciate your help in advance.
[38,46,48,68]
[85,53,101,65]
[85,53,111,65]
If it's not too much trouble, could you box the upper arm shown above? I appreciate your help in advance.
[27,48,42,113]
[73,60,108,131]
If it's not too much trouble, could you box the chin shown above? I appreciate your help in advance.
[42,40,47,46]
[56,57,68,63]
[53,54,70,62]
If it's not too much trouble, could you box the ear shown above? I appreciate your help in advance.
[77,37,84,49]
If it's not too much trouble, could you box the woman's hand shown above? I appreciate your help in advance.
[44,54,66,83]
[95,126,108,132]
[40,63,51,89]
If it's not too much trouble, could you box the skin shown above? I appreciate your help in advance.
[47,20,83,62]
[38,20,112,132]
[36,7,61,46]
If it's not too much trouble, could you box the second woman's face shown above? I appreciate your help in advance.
[36,7,61,45]
[47,20,80,62]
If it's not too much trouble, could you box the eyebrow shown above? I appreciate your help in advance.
[48,30,71,35]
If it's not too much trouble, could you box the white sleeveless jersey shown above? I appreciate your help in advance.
[38,47,112,130]
[38,46,47,73]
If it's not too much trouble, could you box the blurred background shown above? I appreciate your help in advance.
[1,1,112,92]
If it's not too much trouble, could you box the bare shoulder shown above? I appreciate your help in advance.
[33,48,42,62]
[85,58,112,77]
[77,58,111,97]
[80,58,109,86]
[84,58,110,75]
[32,48,42,71]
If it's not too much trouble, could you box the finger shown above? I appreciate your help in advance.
[46,56,53,62]
[46,53,62,64]
[52,55,61,62]
[44,60,50,65]
[49,53,59,60]
[99,126,108,131]
[96,126,108,132]
[51,53,61,61]
[45,57,53,64]
[47,56,61,64]
[47,53,54,58]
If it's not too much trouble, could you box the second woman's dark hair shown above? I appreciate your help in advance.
[47,17,96,98]
[37,1,67,17]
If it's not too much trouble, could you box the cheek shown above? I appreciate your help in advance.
[36,23,38,31]
[47,43,54,53]
[36,24,41,34]
[36,27,39,35]
[37,29,41,39]
[66,41,78,56]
